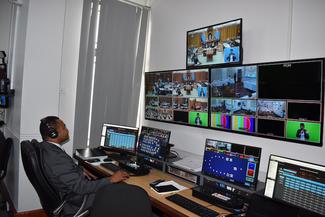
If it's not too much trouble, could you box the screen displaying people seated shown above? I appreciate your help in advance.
[137,126,171,160]
[209,59,323,146]
[145,58,324,146]
[201,139,261,190]
[264,155,325,216]
[145,69,209,127]
[186,18,242,68]
[100,124,138,154]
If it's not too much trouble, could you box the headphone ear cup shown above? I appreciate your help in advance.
[48,128,58,139]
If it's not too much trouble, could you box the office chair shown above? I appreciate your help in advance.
[21,140,89,217]
[90,184,152,217]
[0,131,12,180]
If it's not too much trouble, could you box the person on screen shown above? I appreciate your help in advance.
[214,29,221,48]
[208,33,214,48]
[191,48,201,65]
[38,116,129,216]
[296,123,310,140]
[226,49,237,62]
[195,113,202,126]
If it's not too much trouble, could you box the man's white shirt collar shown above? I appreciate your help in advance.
[47,141,65,151]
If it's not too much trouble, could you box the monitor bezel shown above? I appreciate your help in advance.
[201,138,262,190]
[137,125,171,160]
[100,123,139,155]
[186,18,243,69]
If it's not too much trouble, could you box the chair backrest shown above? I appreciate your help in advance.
[90,184,152,217]
[0,131,12,180]
[20,140,62,216]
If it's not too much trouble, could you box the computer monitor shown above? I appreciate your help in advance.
[137,126,171,160]
[201,139,261,190]
[144,68,209,127]
[264,155,325,216]
[186,18,242,68]
[100,124,139,157]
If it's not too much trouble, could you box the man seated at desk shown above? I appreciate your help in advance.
[38,116,129,216]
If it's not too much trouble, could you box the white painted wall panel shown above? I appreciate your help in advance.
[146,0,325,181]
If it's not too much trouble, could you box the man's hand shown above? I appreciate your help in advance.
[110,171,129,183]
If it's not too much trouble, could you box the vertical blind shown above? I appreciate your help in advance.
[74,0,149,149]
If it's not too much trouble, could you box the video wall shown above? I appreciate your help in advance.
[145,59,324,146]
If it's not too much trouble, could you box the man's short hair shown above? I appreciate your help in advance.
[40,116,59,140]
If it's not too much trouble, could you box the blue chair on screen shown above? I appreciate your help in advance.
[200,33,207,48]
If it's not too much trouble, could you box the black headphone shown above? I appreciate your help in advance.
[40,118,58,139]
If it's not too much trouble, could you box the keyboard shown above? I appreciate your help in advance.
[100,163,121,172]
[166,194,219,217]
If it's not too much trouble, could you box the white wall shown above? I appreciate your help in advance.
[17,0,66,211]
[2,0,83,212]
[145,0,325,181]
[5,0,30,209]
[58,0,83,157]
[0,0,11,53]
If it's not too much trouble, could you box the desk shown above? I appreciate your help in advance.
[75,155,231,217]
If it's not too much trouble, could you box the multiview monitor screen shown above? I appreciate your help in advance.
[187,18,242,69]
[137,126,171,160]
[210,59,323,146]
[145,58,324,146]
[202,139,261,190]
[100,124,138,154]
[145,69,209,127]
[264,155,325,216]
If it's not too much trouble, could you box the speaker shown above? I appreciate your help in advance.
[41,118,58,139]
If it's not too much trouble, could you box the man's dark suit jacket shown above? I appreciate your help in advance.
[38,141,110,216]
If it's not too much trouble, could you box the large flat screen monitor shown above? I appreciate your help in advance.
[264,155,325,216]
[100,124,139,156]
[145,58,324,147]
[186,18,242,69]
[145,68,209,127]
[201,139,261,190]
[137,126,171,160]
[210,59,323,146]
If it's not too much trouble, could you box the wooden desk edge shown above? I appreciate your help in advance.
[74,154,231,217]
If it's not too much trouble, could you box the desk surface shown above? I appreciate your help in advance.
[76,156,231,217]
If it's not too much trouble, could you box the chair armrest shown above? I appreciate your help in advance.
[53,200,67,216]
[52,195,89,217]
[74,195,89,217]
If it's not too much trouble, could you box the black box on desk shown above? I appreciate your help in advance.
[137,154,165,171]
[192,185,245,213]
[192,177,264,213]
